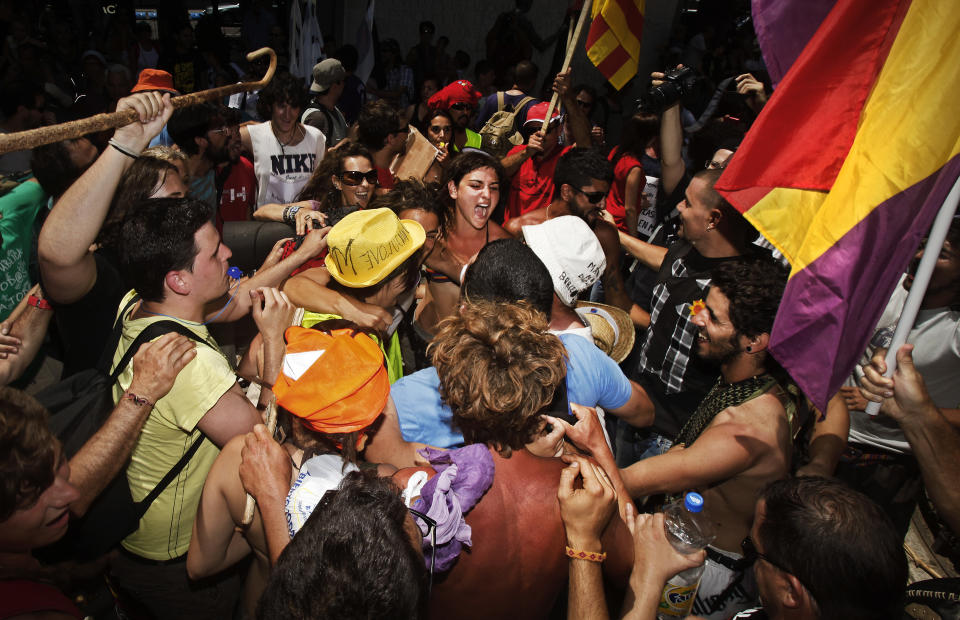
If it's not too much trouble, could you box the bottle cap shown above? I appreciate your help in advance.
[227,266,243,280]
[684,492,704,513]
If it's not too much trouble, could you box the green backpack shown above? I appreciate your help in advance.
[479,93,536,158]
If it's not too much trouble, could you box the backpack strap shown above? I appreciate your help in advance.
[111,320,212,519]
[95,295,142,374]
[134,431,206,518]
[513,95,536,113]
[496,91,505,112]
[108,318,207,385]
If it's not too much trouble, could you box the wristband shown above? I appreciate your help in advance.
[283,205,301,225]
[566,545,606,563]
[124,391,154,408]
[108,138,141,159]
[27,294,52,310]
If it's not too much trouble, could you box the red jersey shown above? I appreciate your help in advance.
[606,148,644,234]
[218,156,256,222]
[504,145,571,221]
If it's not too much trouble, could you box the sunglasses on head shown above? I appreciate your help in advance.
[576,188,606,204]
[450,102,473,111]
[340,170,379,186]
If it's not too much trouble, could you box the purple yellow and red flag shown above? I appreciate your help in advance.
[585,0,644,90]
[715,0,960,411]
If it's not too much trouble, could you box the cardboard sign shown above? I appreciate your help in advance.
[391,125,440,182]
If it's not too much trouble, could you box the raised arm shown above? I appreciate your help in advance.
[860,345,960,534]
[39,92,172,304]
[69,333,196,516]
[654,69,686,197]
[555,69,592,148]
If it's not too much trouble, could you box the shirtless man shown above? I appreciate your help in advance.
[504,147,646,327]
[569,258,793,618]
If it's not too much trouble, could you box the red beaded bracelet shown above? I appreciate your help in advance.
[27,294,52,310]
[565,545,607,563]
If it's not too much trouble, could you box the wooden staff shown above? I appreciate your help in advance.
[0,47,278,155]
[242,396,278,526]
[542,0,593,133]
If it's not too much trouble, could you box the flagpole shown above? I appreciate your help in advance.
[865,173,960,415]
[542,0,593,134]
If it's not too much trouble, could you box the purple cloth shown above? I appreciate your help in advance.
[752,0,836,86]
[413,444,495,572]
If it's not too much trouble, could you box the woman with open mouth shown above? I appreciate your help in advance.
[252,142,378,234]
[415,151,513,336]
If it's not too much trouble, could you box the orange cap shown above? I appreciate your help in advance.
[273,326,389,433]
[131,69,180,95]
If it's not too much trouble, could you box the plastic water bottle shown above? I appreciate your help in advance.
[657,492,715,619]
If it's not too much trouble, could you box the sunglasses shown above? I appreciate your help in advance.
[409,507,437,595]
[576,188,607,204]
[741,536,813,595]
[450,102,473,112]
[340,170,379,186]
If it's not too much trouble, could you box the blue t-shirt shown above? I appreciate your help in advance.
[392,333,632,448]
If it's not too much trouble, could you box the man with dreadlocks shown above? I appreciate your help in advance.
[573,257,795,619]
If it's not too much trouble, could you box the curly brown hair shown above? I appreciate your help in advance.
[430,300,566,456]
[0,388,58,521]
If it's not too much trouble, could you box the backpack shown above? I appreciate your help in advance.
[34,296,209,562]
[479,93,536,158]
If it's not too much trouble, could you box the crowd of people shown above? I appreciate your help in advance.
[1,2,959,619]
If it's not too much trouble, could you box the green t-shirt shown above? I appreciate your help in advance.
[301,310,404,383]
[0,180,47,320]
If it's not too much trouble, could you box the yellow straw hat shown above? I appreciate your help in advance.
[575,301,635,363]
[324,208,425,287]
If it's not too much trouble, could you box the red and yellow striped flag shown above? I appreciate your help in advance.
[585,0,645,90]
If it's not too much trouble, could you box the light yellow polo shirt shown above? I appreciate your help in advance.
[111,290,237,560]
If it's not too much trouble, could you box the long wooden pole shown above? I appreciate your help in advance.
[242,397,278,526]
[542,0,593,133]
[0,47,278,155]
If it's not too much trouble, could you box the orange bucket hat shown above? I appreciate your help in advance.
[273,326,390,433]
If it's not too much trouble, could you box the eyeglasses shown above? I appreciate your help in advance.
[409,507,436,595]
[450,102,473,112]
[209,125,239,136]
[575,188,607,204]
[340,170,379,186]
[705,159,727,170]
[741,536,812,595]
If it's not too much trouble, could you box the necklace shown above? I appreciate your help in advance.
[272,122,303,151]
[673,373,776,448]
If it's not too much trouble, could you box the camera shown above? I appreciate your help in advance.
[638,66,699,113]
